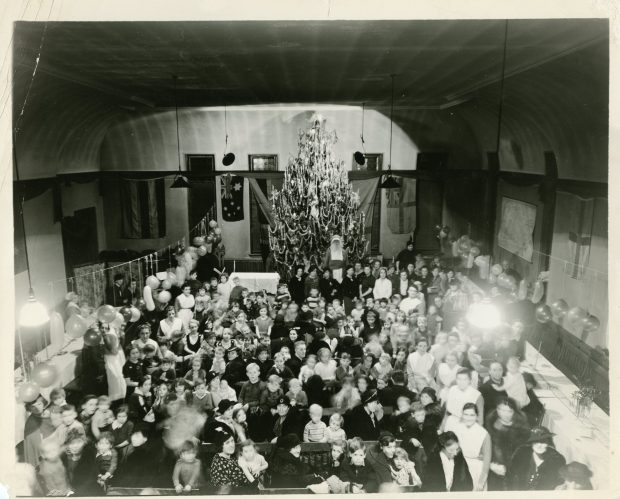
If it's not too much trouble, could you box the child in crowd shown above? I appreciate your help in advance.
[299,354,317,384]
[340,438,378,493]
[184,356,207,387]
[49,388,67,408]
[237,440,268,479]
[503,356,530,408]
[111,405,133,453]
[152,357,177,386]
[191,379,214,414]
[390,447,422,487]
[335,352,354,383]
[91,395,115,439]
[56,404,86,445]
[36,439,71,496]
[254,306,273,338]
[286,378,308,408]
[303,404,327,442]
[95,432,118,491]
[173,440,202,493]
[332,375,361,411]
[306,288,320,310]
[325,413,347,443]
[371,352,394,380]
[260,374,284,413]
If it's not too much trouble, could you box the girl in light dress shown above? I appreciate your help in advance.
[299,354,317,384]
[406,339,436,393]
[175,284,195,329]
[390,447,422,487]
[442,368,483,431]
[436,352,461,402]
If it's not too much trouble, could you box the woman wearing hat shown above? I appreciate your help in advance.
[322,235,348,284]
[268,433,323,488]
[485,397,530,491]
[508,426,566,490]
[555,462,593,490]
[203,399,238,440]
[269,395,303,442]
[209,427,257,493]
[347,390,383,441]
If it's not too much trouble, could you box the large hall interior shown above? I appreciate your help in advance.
[8,15,610,496]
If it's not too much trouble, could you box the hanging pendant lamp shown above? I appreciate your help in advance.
[170,75,191,188]
[380,74,401,189]
[222,104,236,166]
[353,102,367,166]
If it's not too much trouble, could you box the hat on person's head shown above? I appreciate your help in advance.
[114,273,124,281]
[274,395,291,408]
[526,426,555,444]
[227,346,241,356]
[559,462,593,485]
[276,433,301,450]
[213,425,235,448]
[217,399,235,414]
[222,319,233,328]
[361,389,379,406]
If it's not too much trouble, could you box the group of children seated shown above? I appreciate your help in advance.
[21,252,570,495]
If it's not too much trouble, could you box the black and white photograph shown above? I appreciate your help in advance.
[3,1,616,496]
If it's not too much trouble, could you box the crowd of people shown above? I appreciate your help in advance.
[19,239,595,495]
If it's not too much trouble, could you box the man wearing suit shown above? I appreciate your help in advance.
[422,431,473,492]
[347,390,382,441]
[107,273,131,306]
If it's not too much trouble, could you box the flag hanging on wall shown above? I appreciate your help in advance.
[386,177,416,234]
[564,194,594,280]
[221,174,245,221]
[121,179,166,239]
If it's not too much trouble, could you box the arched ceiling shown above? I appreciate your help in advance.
[13,19,608,180]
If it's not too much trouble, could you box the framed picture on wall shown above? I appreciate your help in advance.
[352,153,383,171]
[249,154,278,171]
[497,196,537,262]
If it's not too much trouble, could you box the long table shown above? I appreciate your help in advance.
[523,342,609,490]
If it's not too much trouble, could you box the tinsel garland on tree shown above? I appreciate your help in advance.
[269,114,367,277]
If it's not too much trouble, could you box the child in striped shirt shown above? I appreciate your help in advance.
[303,404,327,442]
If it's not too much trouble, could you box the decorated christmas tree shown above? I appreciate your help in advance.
[269,114,367,277]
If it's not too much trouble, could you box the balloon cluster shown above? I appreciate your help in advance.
[451,235,482,259]
[535,297,600,333]
[435,225,451,239]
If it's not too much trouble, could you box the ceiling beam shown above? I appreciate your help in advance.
[15,59,156,108]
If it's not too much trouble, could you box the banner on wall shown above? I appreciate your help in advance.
[386,177,416,234]
[497,197,536,262]
[221,174,245,222]
[121,179,166,239]
[563,194,595,280]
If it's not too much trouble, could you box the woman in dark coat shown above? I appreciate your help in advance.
[288,266,307,306]
[346,390,382,441]
[422,431,473,492]
[319,268,341,302]
[339,266,359,315]
[268,433,322,488]
[485,396,530,491]
[508,427,566,490]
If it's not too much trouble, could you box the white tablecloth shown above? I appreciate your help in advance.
[15,336,84,444]
[523,343,609,489]
[229,272,280,294]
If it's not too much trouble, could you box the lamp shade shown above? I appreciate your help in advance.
[171,174,191,189]
[380,174,401,189]
[354,151,366,165]
[222,152,236,166]
[19,294,49,327]
[466,299,501,329]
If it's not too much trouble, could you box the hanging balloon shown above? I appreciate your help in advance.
[96,305,117,323]
[530,281,544,304]
[496,273,509,288]
[566,306,588,327]
[491,264,503,276]
[535,304,552,324]
[157,290,172,303]
[192,236,205,247]
[65,314,88,338]
[167,273,178,286]
[505,275,517,290]
[208,220,218,229]
[517,280,528,301]
[18,382,41,403]
[458,240,472,254]
[31,363,59,388]
[143,286,156,312]
[582,315,600,333]
[83,328,102,347]
[110,312,124,330]
[550,299,569,319]
[136,298,147,312]
[197,245,207,257]
[120,306,133,323]
[146,275,160,290]
[214,227,222,235]
[469,246,481,257]
[161,279,172,290]
[206,235,214,244]
[129,306,141,322]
